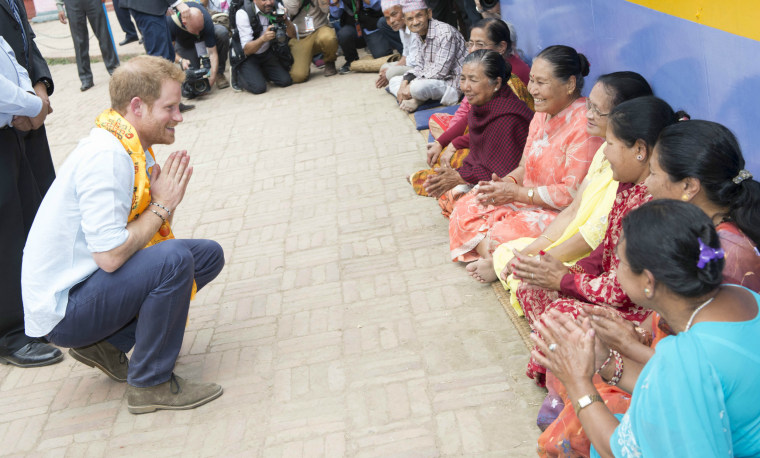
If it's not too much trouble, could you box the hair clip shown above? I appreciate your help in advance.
[732,169,752,185]
[697,237,724,269]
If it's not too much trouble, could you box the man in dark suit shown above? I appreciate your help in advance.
[120,0,191,61]
[0,0,63,367]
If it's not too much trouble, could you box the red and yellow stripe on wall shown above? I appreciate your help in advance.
[626,0,760,41]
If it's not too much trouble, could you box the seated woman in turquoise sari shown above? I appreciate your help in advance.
[532,199,760,458]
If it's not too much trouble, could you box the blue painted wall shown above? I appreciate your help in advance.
[501,0,760,174]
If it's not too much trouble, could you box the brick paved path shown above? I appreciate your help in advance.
[2,20,544,455]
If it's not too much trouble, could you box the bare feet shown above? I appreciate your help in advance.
[466,258,498,283]
[400,98,421,113]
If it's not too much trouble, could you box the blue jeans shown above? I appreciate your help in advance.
[131,9,174,61]
[48,239,224,387]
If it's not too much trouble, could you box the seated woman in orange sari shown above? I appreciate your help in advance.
[537,120,760,457]
[509,97,687,387]
[448,45,602,263]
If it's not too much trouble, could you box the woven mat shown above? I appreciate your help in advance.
[491,283,533,352]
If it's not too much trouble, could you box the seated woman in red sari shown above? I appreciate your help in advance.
[537,120,760,457]
[509,97,686,387]
[448,45,602,263]
[410,49,533,212]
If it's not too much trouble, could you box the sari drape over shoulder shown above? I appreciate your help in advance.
[448,98,603,262]
[601,290,760,457]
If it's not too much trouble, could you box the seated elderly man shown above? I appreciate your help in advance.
[375,0,417,88]
[22,55,225,414]
[167,1,230,90]
[388,0,466,112]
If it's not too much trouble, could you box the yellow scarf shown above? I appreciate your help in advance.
[95,109,196,298]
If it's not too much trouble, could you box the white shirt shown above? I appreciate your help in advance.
[22,128,140,337]
[236,4,271,54]
[399,26,418,67]
[0,36,42,128]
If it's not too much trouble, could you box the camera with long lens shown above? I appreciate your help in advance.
[181,43,212,99]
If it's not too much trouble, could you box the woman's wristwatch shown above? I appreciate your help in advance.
[527,187,535,205]
[574,394,603,415]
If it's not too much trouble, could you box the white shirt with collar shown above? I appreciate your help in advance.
[0,36,42,129]
[21,128,153,337]
[399,26,418,67]
[236,3,272,54]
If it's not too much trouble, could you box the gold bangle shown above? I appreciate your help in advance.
[541,234,555,244]
[506,175,517,184]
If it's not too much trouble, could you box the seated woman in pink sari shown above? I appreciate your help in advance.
[509,97,686,386]
[448,45,603,263]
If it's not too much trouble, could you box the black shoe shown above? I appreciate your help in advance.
[139,37,143,45]
[119,36,139,46]
[179,102,195,113]
[0,341,64,368]
[338,63,352,75]
[231,73,242,92]
[80,81,93,92]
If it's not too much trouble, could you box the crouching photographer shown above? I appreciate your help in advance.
[229,0,295,94]
[167,1,231,98]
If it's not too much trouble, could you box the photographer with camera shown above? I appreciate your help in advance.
[283,0,339,81]
[167,1,231,97]
[229,0,295,93]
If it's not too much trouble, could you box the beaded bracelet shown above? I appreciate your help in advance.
[595,348,613,375]
[149,209,167,223]
[607,350,624,386]
[150,201,172,216]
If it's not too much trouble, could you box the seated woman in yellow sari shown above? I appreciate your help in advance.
[472,73,654,313]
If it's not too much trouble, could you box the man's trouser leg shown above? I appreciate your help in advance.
[113,0,138,40]
[63,0,93,85]
[214,24,229,76]
[313,25,338,63]
[132,10,175,61]
[409,78,451,103]
[365,30,393,58]
[47,239,225,387]
[236,53,269,94]
[83,0,119,73]
[387,74,403,96]
[337,24,359,64]
[376,17,403,54]
[0,128,43,356]
[384,64,410,80]
[288,32,317,83]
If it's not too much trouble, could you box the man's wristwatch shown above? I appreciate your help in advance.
[574,394,603,415]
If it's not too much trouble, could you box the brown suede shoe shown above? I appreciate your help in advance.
[127,374,223,414]
[69,341,129,382]
[216,73,230,89]
[323,61,337,77]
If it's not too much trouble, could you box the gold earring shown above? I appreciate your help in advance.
[681,194,689,201]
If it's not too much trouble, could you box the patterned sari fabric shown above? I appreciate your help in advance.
[517,182,652,386]
[718,222,760,291]
[492,143,618,316]
[448,98,602,262]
